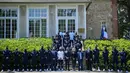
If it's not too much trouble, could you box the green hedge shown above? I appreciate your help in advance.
[0,38,130,70]
[84,39,130,69]
[0,38,52,52]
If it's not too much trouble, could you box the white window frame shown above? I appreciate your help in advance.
[26,6,49,37]
[0,7,19,38]
[56,6,78,34]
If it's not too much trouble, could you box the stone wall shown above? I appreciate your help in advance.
[87,0,113,39]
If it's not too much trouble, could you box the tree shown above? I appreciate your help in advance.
[117,0,130,38]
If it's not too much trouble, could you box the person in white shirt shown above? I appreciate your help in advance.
[57,47,64,70]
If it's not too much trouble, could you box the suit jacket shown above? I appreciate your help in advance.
[77,51,84,60]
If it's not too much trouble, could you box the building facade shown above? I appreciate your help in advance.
[0,0,118,39]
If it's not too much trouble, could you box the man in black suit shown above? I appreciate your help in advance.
[85,47,93,71]
[120,48,127,71]
[31,49,38,71]
[2,47,11,71]
[22,49,29,71]
[13,48,20,71]
[112,47,119,71]
[71,50,77,71]
[51,47,57,71]
[102,47,109,71]
[93,45,100,71]
[64,47,71,71]
[39,46,45,71]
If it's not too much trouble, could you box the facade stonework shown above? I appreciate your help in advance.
[87,0,113,39]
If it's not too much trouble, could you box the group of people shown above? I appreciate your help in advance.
[1,31,128,72]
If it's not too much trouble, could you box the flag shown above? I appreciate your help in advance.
[100,26,104,40]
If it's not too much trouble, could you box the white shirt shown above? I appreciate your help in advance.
[69,32,75,40]
[103,31,108,39]
[57,51,64,60]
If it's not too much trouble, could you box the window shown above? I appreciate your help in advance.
[58,9,76,17]
[0,8,18,38]
[28,8,47,37]
[57,8,76,33]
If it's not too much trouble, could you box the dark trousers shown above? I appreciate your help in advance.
[31,61,37,70]
[65,59,70,70]
[103,59,109,69]
[112,59,118,70]
[93,58,99,68]
[86,59,92,70]
[58,60,63,70]
[120,59,127,70]
[72,58,76,70]
[51,59,57,71]
[3,58,10,70]
[78,59,83,71]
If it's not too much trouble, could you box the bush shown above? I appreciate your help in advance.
[84,39,130,70]
[0,38,52,52]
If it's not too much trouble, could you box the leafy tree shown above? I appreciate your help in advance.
[117,0,130,38]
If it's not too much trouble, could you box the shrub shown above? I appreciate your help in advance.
[0,38,52,52]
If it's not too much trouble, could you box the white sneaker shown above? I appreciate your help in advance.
[30,69,32,71]
[27,69,29,71]
[103,69,105,71]
[22,69,24,71]
[39,69,42,72]
[13,69,15,72]
[97,67,100,71]
[1,70,3,72]
[7,69,10,72]
[108,69,110,72]
[117,69,120,72]
[111,69,113,71]
[126,71,128,73]
[36,69,38,71]
[17,69,19,72]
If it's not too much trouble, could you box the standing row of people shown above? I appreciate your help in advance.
[1,45,128,72]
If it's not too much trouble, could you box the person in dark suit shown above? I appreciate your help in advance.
[75,39,82,52]
[102,47,109,71]
[39,46,45,71]
[22,49,29,71]
[13,48,20,71]
[93,45,100,71]
[51,47,57,71]
[112,47,119,71]
[71,50,77,71]
[46,49,52,71]
[120,48,127,71]
[64,47,71,71]
[2,47,11,71]
[85,47,93,71]
[77,49,84,71]
[30,49,38,71]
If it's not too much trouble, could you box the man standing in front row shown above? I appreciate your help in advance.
[77,49,84,71]
[85,47,93,71]
[57,47,64,71]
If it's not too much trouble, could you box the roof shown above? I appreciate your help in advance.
[0,0,91,3]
